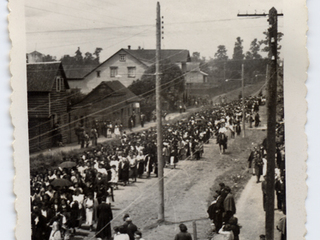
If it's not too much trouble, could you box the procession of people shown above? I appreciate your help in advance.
[30,93,275,240]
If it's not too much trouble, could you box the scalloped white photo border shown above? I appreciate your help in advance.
[8,0,308,239]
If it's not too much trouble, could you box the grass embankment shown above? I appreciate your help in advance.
[207,129,267,205]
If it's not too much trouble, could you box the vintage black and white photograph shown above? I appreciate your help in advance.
[9,0,308,240]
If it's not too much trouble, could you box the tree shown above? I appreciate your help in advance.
[232,37,244,60]
[84,52,95,65]
[75,47,83,64]
[128,59,185,111]
[42,54,56,62]
[191,52,201,62]
[93,47,103,64]
[259,31,284,58]
[245,38,262,60]
[214,45,228,61]
[60,47,102,68]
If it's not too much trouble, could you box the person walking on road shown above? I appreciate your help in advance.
[91,127,98,146]
[254,150,263,183]
[140,113,145,128]
[174,223,192,240]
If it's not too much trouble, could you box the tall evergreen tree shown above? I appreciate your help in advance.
[232,37,244,60]
[245,38,262,60]
[214,45,228,61]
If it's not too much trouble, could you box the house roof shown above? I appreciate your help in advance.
[28,51,44,56]
[83,48,191,78]
[27,62,69,92]
[63,64,97,80]
[126,49,191,65]
[72,80,142,108]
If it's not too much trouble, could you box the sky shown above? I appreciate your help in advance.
[25,0,284,61]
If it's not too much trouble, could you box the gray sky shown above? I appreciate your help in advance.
[25,0,283,61]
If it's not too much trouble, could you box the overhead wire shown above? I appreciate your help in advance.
[26,17,275,34]
[25,5,124,28]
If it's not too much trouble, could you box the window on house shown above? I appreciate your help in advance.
[119,54,126,62]
[56,76,63,92]
[127,67,136,78]
[97,71,101,78]
[110,67,118,77]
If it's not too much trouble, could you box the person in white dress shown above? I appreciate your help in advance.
[84,194,94,230]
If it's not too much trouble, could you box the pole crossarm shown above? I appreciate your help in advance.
[237,13,283,17]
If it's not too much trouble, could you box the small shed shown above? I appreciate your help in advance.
[69,80,142,141]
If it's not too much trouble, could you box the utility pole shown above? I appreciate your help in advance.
[155,1,164,222]
[241,64,245,138]
[265,7,278,239]
[238,7,283,240]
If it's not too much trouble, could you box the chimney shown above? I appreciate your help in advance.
[128,45,131,50]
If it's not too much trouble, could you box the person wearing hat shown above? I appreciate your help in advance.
[125,217,138,240]
[174,223,192,240]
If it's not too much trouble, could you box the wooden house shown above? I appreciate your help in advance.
[27,62,70,152]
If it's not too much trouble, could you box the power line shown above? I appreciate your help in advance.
[25,5,125,28]
[26,17,275,34]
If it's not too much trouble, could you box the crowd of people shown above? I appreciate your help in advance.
[31,94,267,240]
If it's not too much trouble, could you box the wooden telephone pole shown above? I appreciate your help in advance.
[156,1,164,222]
[238,7,283,240]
